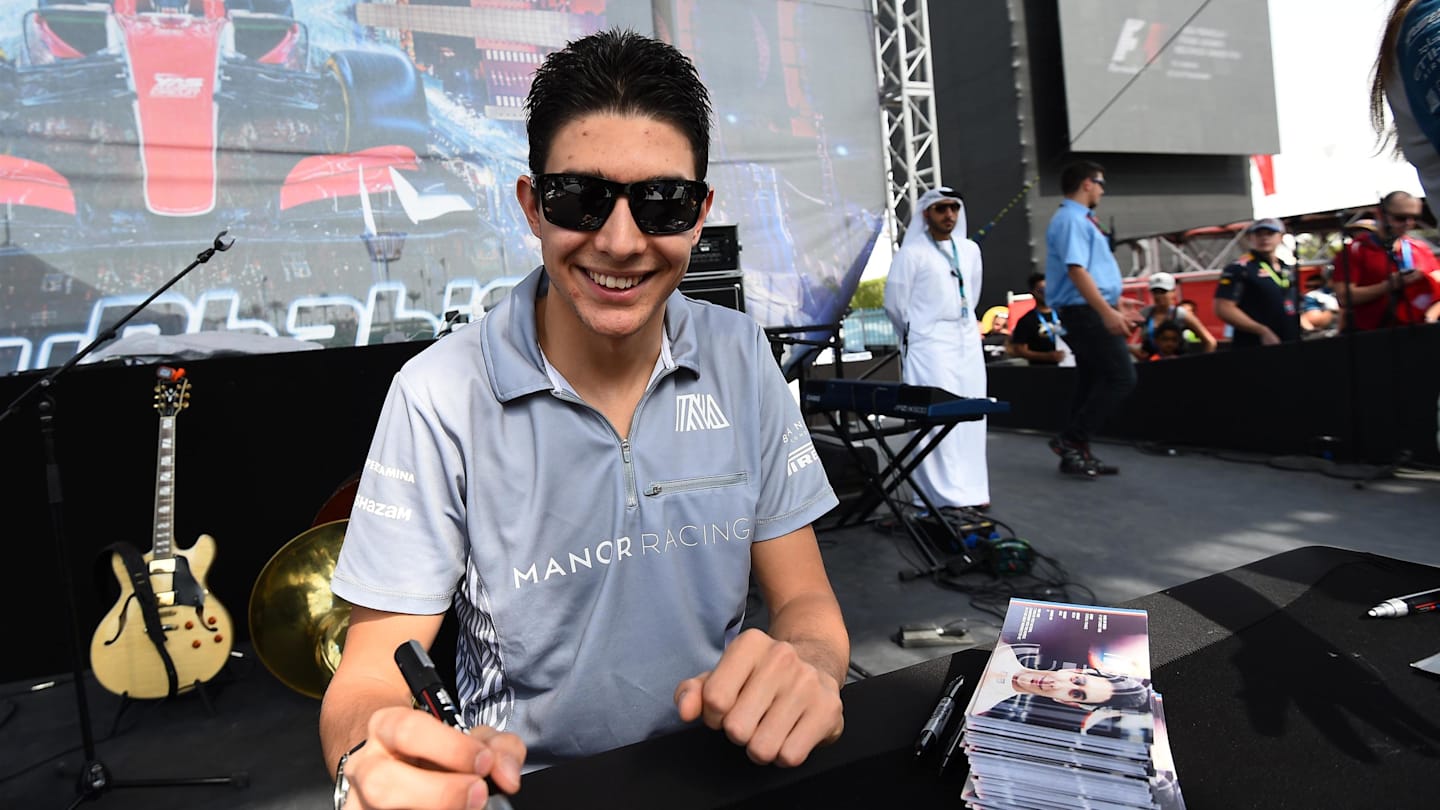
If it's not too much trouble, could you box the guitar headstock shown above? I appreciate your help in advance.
[153,366,190,417]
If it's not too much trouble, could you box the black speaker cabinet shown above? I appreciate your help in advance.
[690,225,740,272]
[679,270,746,312]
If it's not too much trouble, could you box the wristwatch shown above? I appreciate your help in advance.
[333,740,366,810]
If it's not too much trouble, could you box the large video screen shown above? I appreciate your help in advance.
[1057,0,1280,155]
[0,0,884,374]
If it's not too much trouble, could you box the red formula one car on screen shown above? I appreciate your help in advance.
[0,0,431,241]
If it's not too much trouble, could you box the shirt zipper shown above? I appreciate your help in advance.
[549,363,680,510]
[643,472,748,497]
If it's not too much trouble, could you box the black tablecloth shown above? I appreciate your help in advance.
[515,547,1440,809]
[1149,548,1440,809]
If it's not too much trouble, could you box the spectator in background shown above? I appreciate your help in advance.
[1146,321,1185,361]
[883,186,990,508]
[1331,192,1440,329]
[1008,272,1072,366]
[1300,271,1342,338]
[1044,160,1135,478]
[981,306,1011,363]
[1133,272,1216,359]
[1215,219,1301,348]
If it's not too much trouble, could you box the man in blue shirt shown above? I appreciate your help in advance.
[1043,161,1137,477]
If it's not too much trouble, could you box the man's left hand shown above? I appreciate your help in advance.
[674,628,844,767]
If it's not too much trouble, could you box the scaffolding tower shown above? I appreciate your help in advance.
[872,0,941,251]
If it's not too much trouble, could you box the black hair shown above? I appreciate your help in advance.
[1153,320,1183,339]
[1027,271,1046,291]
[1380,190,1416,214]
[1060,160,1105,196]
[525,29,713,180]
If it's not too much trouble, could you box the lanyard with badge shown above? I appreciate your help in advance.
[1036,309,1064,339]
[1258,260,1289,288]
[934,237,970,321]
[1258,258,1298,316]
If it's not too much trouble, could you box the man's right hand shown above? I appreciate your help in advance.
[342,707,526,809]
[1259,327,1281,346]
[1101,306,1133,336]
[1049,350,1068,364]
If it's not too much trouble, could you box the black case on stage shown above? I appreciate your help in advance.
[681,225,744,311]
[689,225,740,272]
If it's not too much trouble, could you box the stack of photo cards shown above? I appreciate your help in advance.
[958,598,1186,810]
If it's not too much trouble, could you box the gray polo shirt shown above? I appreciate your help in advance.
[332,267,837,769]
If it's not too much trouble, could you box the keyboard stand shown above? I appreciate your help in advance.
[811,408,977,580]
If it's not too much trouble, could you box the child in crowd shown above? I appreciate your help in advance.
[1147,321,1185,361]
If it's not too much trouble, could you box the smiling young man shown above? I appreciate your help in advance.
[319,30,848,810]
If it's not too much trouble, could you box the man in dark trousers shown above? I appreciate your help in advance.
[1214,218,1301,348]
[1043,161,1135,478]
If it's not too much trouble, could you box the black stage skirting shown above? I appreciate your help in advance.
[515,546,1440,809]
[3,324,1436,680]
[987,323,1440,466]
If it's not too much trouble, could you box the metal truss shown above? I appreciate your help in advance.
[873,0,941,250]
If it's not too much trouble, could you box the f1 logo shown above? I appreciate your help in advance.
[1110,18,1167,71]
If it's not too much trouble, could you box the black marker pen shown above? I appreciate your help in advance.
[914,675,965,757]
[394,641,513,810]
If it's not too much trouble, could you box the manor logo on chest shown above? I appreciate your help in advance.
[675,393,731,432]
[511,517,752,589]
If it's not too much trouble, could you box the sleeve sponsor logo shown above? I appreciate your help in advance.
[365,457,416,483]
[786,441,821,477]
[353,494,413,522]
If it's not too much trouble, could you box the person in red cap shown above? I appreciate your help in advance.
[1214,219,1302,348]
[1331,192,1440,330]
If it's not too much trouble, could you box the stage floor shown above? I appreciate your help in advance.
[3,430,1438,809]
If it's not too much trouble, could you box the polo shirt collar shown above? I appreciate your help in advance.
[481,266,703,403]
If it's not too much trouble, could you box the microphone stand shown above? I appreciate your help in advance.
[0,231,248,806]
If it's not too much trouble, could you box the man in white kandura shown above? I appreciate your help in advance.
[883,186,989,510]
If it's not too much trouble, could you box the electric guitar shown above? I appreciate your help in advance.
[89,367,233,698]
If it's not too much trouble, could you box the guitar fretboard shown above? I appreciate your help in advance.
[153,415,176,560]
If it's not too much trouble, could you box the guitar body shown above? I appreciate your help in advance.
[89,533,234,699]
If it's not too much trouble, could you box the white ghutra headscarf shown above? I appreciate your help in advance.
[901,186,966,247]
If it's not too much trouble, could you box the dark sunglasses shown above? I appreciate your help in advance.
[1385,211,1419,222]
[930,202,961,214]
[1090,176,1106,188]
[532,173,708,235]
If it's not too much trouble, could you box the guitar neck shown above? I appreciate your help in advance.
[153,414,176,560]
